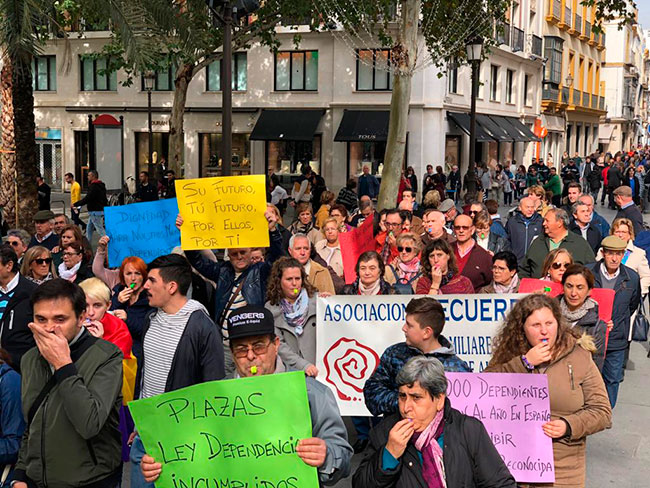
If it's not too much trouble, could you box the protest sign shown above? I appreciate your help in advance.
[129,371,319,488]
[446,372,555,483]
[175,175,269,250]
[519,278,563,296]
[104,199,180,267]
[316,294,520,416]
[339,216,375,284]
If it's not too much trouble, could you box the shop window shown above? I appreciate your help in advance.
[356,49,392,91]
[80,55,117,91]
[141,67,173,91]
[206,53,247,91]
[267,137,321,176]
[32,56,56,91]
[348,141,387,178]
[199,133,251,177]
[275,50,318,91]
[135,132,170,178]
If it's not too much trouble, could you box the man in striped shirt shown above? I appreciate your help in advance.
[129,254,224,488]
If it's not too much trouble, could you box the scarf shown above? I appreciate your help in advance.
[58,261,81,281]
[381,233,391,264]
[439,271,455,287]
[358,279,381,296]
[26,273,53,286]
[412,408,447,488]
[493,274,520,294]
[280,289,310,336]
[397,257,420,283]
[291,220,314,235]
[559,296,597,325]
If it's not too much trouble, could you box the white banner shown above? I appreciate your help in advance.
[316,294,520,416]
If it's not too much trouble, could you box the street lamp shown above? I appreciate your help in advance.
[565,74,574,87]
[143,71,156,180]
[465,37,483,197]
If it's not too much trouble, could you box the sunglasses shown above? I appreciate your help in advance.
[453,225,471,231]
[551,262,569,270]
[8,241,20,247]
[34,258,52,265]
[397,246,413,253]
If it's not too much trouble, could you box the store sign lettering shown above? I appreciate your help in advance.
[358,134,377,140]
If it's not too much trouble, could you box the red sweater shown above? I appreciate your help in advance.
[416,274,475,294]
[100,312,133,359]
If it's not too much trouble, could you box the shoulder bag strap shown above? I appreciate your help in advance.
[218,274,248,331]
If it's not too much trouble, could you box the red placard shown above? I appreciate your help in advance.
[339,215,375,284]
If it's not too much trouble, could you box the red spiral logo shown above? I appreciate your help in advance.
[324,337,380,402]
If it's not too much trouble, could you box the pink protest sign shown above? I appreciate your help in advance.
[446,372,555,483]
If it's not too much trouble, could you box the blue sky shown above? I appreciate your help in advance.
[639,0,650,28]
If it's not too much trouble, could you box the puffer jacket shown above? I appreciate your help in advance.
[353,399,516,488]
[15,330,123,488]
[0,275,38,373]
[504,211,543,263]
[486,335,612,487]
[364,339,471,417]
[266,296,317,372]
[557,296,607,371]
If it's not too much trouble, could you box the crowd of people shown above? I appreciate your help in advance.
[0,148,647,488]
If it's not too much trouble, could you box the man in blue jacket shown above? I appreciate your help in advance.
[587,235,640,408]
[504,197,543,264]
[358,164,379,200]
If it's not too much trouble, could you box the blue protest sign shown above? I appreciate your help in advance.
[105,199,181,267]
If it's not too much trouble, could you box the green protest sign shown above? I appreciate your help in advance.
[129,371,319,488]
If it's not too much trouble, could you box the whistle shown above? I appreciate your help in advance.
[130,283,136,289]
[250,366,258,374]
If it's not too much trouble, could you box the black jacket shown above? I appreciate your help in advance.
[37,183,51,211]
[135,307,225,398]
[0,275,38,372]
[568,221,602,254]
[74,180,108,211]
[353,401,516,488]
[135,182,158,202]
[27,233,59,252]
[615,204,645,236]
[607,165,622,189]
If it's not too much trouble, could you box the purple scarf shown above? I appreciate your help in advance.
[411,408,446,488]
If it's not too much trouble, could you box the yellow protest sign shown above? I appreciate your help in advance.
[175,175,270,250]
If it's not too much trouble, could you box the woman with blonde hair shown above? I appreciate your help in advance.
[314,218,343,277]
[384,233,421,294]
[486,294,611,487]
[20,246,57,284]
[287,202,322,246]
[596,217,650,292]
[421,189,441,210]
[315,190,336,229]
[541,248,574,283]
[528,185,551,216]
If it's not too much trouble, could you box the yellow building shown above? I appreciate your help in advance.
[540,0,607,163]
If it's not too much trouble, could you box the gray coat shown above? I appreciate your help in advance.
[231,360,353,486]
[266,297,317,371]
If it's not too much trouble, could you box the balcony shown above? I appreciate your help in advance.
[511,26,525,52]
[560,7,572,29]
[599,96,605,110]
[547,0,562,22]
[597,32,606,50]
[542,85,560,102]
[572,89,581,105]
[571,14,582,36]
[532,35,543,56]
[580,20,591,41]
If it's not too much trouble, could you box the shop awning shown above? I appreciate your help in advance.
[497,116,540,142]
[447,112,494,142]
[599,124,615,143]
[476,115,513,142]
[334,110,391,142]
[249,109,325,141]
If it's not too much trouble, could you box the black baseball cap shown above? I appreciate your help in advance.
[227,305,275,341]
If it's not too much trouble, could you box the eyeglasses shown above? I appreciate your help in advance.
[551,262,569,270]
[8,241,20,247]
[453,225,471,231]
[63,251,81,257]
[34,258,52,265]
[232,341,273,358]
[469,211,478,215]
[397,246,413,253]
[385,222,401,228]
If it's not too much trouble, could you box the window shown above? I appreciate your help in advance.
[275,50,318,91]
[506,69,514,103]
[357,49,392,91]
[199,133,251,177]
[543,36,564,84]
[206,53,247,91]
[490,65,499,101]
[523,74,532,106]
[448,64,458,94]
[80,56,117,91]
[141,68,173,91]
[32,56,56,91]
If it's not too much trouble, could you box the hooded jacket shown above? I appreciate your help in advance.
[73,180,108,212]
[486,335,611,487]
[353,399,516,488]
[504,211,543,263]
[363,338,471,417]
[0,275,38,373]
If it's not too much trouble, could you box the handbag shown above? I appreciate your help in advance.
[631,297,649,342]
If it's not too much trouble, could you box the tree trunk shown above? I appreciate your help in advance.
[11,56,39,230]
[377,0,420,211]
[0,59,17,228]
[168,63,194,177]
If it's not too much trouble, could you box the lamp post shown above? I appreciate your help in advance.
[565,74,574,155]
[143,71,156,179]
[465,37,483,197]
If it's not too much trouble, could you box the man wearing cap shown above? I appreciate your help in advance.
[139,305,352,486]
[438,199,459,232]
[27,210,58,251]
[613,185,644,236]
[587,235,640,408]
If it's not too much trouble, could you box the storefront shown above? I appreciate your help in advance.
[250,109,325,188]
[199,133,251,177]
[334,110,392,181]
[35,128,63,189]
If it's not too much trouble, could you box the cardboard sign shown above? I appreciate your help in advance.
[446,372,555,483]
[175,175,269,250]
[104,199,180,267]
[129,372,319,488]
[339,216,375,284]
[316,294,520,416]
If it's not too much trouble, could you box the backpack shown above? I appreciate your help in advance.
[389,266,421,295]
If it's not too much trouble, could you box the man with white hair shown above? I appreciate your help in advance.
[577,193,609,237]
[569,201,602,253]
[288,233,335,295]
